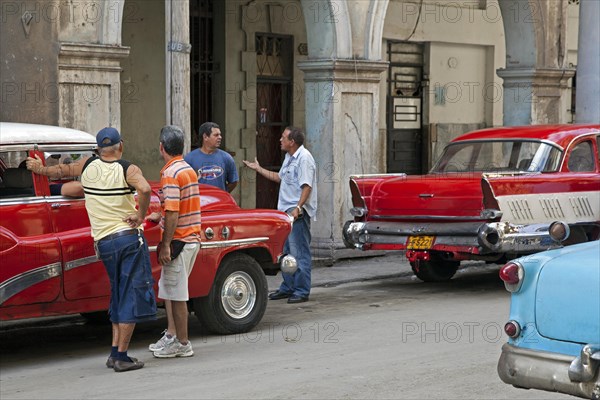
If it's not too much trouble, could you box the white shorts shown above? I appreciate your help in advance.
[158,242,200,301]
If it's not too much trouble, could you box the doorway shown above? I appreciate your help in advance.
[255,33,293,209]
[387,41,425,174]
[190,0,214,150]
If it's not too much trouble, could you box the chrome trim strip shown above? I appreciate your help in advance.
[444,138,564,152]
[0,196,47,205]
[350,173,406,179]
[45,196,85,202]
[0,144,96,152]
[146,237,269,253]
[64,255,99,271]
[360,233,479,248]
[372,215,486,221]
[200,237,269,249]
[0,195,86,205]
[0,263,62,305]
[350,221,482,236]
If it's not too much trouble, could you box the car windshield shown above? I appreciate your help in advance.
[431,140,563,174]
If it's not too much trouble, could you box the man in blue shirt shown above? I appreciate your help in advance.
[243,127,317,303]
[184,122,238,192]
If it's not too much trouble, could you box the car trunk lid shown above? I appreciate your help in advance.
[368,174,485,220]
[536,241,600,344]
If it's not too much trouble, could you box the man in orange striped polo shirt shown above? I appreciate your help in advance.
[146,125,202,358]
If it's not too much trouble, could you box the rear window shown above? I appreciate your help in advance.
[431,140,562,174]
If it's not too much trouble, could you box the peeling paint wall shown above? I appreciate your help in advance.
[120,1,166,180]
[1,0,60,124]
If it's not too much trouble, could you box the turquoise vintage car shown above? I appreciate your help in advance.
[497,239,600,399]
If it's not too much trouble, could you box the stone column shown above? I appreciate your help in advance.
[575,0,600,123]
[496,68,574,126]
[166,0,191,152]
[497,0,575,126]
[298,59,388,258]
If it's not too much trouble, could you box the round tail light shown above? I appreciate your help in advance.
[499,261,524,292]
[549,221,570,242]
[504,320,521,338]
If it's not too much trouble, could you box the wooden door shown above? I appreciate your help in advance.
[255,34,293,209]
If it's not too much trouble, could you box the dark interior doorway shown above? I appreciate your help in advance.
[387,41,425,174]
[190,0,214,149]
[255,33,293,209]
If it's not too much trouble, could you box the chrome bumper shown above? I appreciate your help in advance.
[498,343,600,399]
[343,220,562,254]
[477,222,562,253]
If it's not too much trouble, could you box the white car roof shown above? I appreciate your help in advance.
[0,122,97,145]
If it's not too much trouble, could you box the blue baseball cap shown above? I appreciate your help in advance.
[96,127,122,148]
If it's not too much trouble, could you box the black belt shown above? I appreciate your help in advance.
[97,228,140,243]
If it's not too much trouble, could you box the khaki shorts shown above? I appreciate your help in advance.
[158,242,200,301]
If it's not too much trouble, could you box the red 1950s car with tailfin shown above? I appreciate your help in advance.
[0,123,295,334]
[344,124,600,282]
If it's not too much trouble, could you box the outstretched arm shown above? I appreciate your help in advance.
[242,157,281,184]
[26,154,86,178]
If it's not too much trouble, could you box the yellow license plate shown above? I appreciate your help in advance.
[406,236,435,250]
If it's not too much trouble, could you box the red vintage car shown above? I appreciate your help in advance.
[344,124,600,282]
[0,123,295,334]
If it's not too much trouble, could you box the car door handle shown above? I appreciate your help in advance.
[51,203,71,208]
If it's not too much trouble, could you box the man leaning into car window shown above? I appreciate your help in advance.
[26,127,156,373]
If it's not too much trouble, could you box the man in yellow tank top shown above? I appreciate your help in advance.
[26,127,156,372]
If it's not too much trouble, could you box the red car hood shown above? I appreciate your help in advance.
[366,173,485,220]
[149,181,239,212]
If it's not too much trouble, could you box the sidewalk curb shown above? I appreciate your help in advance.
[313,249,404,268]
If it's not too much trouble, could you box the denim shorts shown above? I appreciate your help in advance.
[96,231,157,323]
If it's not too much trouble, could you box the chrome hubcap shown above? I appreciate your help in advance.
[220,271,256,319]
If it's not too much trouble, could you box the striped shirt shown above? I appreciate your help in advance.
[81,157,139,241]
[159,156,201,242]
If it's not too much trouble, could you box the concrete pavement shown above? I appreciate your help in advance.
[268,249,501,292]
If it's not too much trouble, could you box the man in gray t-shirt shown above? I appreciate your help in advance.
[184,122,238,192]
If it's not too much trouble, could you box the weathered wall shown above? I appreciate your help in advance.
[497,0,574,126]
[120,1,166,179]
[381,0,505,170]
[1,1,129,136]
[427,43,489,125]
[1,0,60,124]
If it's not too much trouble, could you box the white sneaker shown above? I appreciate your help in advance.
[148,330,176,352]
[153,339,194,358]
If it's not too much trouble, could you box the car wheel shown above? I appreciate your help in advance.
[410,256,459,282]
[192,253,267,334]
